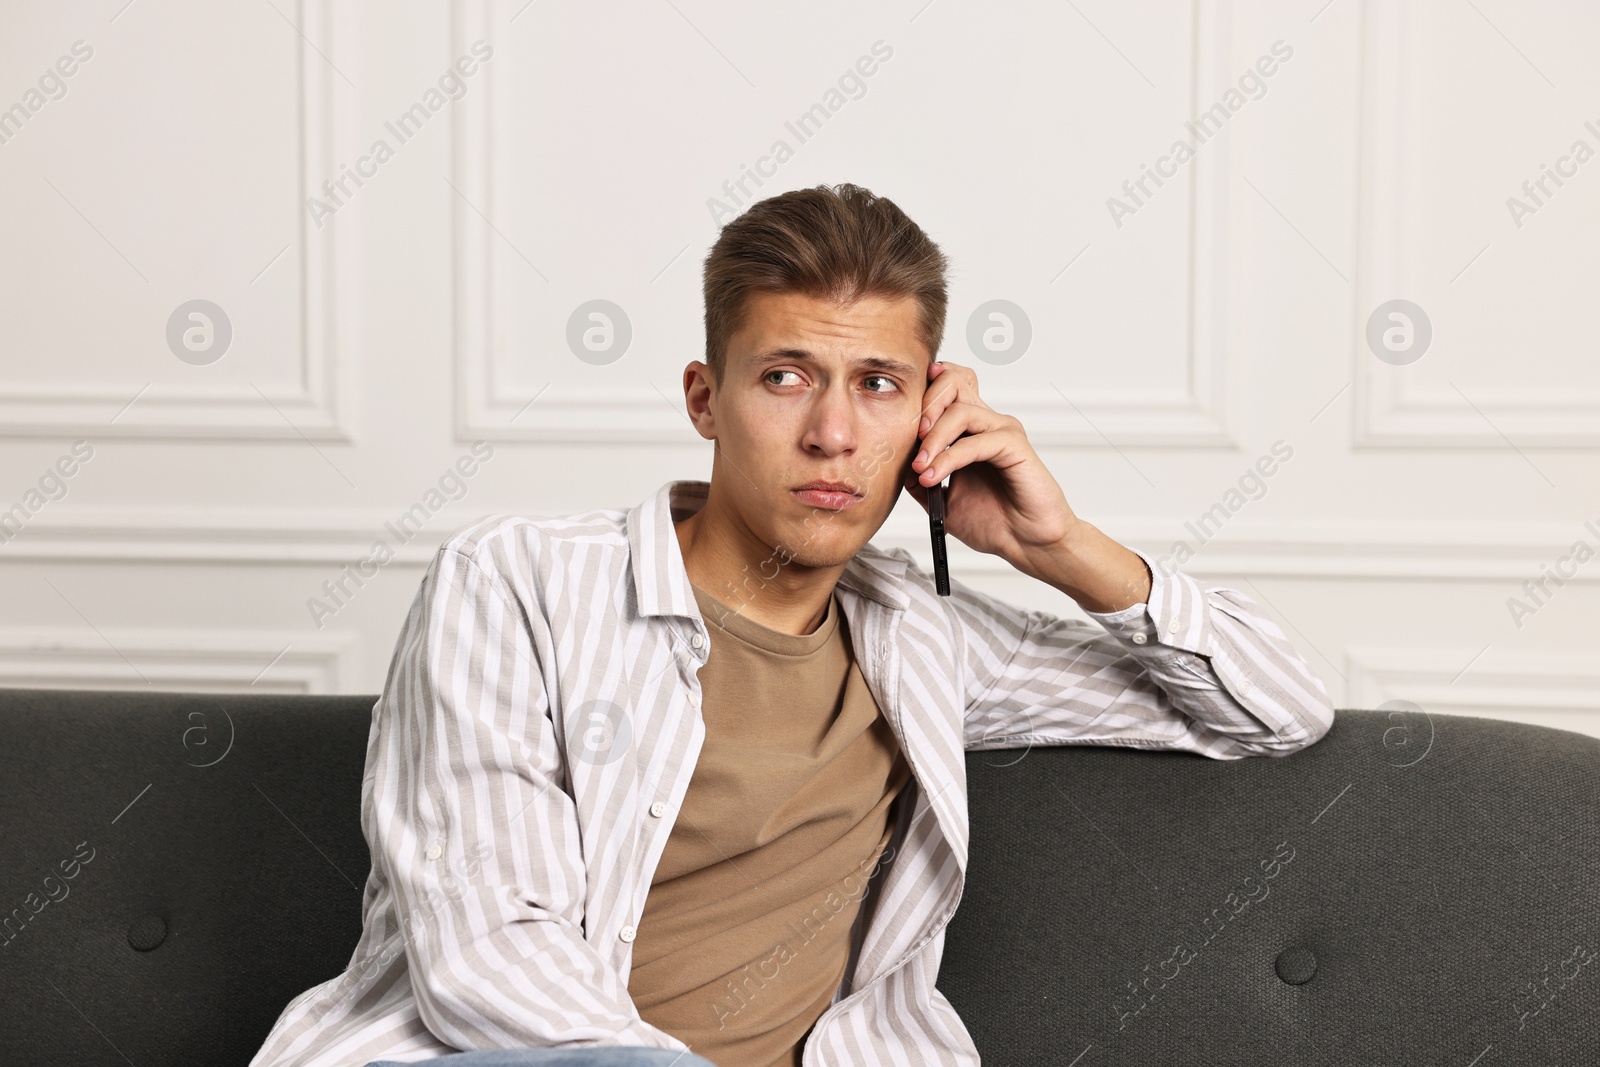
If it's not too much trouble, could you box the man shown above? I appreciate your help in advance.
[250,183,1334,1067]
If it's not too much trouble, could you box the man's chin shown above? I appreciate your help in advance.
[771,530,868,572]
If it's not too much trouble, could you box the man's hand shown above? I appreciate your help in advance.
[902,360,1074,563]
[902,360,1152,613]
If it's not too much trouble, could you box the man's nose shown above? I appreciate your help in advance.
[801,387,858,453]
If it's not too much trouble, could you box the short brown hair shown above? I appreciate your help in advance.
[701,183,949,387]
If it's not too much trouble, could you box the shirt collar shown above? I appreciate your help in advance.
[626,479,910,619]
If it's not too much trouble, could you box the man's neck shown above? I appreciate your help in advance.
[673,505,843,637]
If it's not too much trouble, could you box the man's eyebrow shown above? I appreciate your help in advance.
[751,348,921,378]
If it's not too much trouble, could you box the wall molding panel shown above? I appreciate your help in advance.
[1351,1,1600,450]
[450,0,1239,448]
[0,627,358,694]
[0,0,357,442]
[1345,645,1600,738]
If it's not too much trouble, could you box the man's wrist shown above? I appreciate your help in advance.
[1020,519,1153,614]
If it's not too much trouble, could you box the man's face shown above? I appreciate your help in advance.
[688,289,930,570]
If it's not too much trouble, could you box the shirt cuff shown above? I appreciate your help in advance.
[1082,596,1158,646]
[1083,546,1209,657]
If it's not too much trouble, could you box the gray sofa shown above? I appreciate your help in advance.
[1,687,1595,1065]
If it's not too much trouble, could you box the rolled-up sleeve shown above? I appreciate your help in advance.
[949,546,1335,759]
[365,546,690,1052]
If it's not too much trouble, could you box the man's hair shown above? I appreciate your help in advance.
[701,183,949,387]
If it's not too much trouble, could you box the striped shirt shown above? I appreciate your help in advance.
[248,478,1335,1067]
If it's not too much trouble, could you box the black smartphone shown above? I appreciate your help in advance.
[928,474,950,596]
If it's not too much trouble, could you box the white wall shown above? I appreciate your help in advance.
[2,0,1596,739]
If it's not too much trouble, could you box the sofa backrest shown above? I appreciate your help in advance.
[1,688,374,1067]
[1,688,1595,1065]
[943,702,1600,1064]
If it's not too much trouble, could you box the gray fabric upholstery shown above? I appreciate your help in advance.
[1,687,1595,1065]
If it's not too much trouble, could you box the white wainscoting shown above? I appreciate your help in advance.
[0,0,1593,741]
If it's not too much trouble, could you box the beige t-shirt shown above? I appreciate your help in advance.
[626,582,912,1067]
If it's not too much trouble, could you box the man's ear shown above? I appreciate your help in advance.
[682,361,717,441]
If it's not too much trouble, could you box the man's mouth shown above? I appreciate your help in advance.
[791,481,863,511]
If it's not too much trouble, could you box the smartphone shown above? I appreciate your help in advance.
[928,475,950,596]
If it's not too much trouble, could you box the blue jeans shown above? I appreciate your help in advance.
[364,1050,719,1067]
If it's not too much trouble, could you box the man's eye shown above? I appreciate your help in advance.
[766,370,800,386]
[863,375,898,394]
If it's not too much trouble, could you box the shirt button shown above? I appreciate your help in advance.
[619,925,636,942]
[1130,632,1148,645]
[425,844,441,860]
[1168,619,1180,634]
[649,801,667,818]
[690,633,704,650]
[1239,678,1253,692]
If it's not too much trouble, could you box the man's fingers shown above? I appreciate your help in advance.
[917,426,1009,485]
[901,466,930,510]
[915,404,1005,477]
